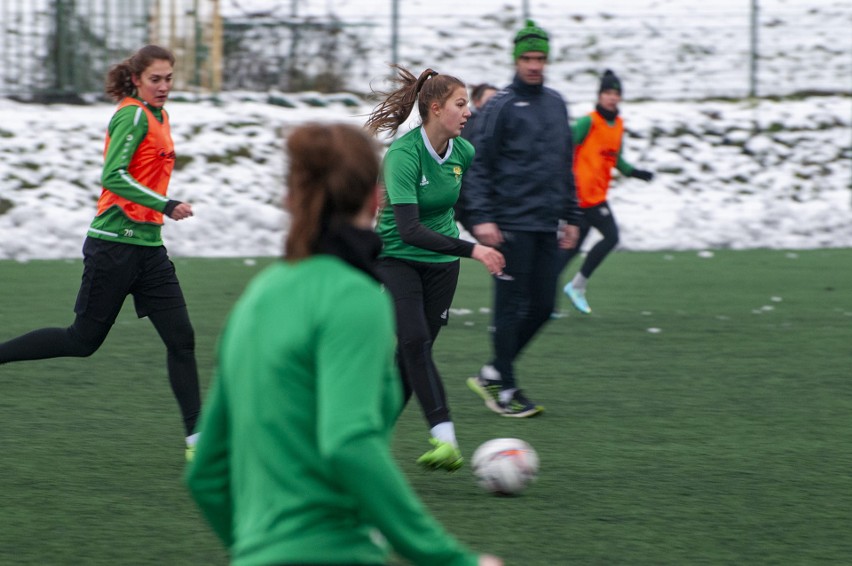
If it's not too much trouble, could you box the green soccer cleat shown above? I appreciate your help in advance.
[417,438,463,472]
[185,432,200,463]
[467,365,504,415]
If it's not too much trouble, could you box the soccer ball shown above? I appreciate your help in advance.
[472,438,539,495]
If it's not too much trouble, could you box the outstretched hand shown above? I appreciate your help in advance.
[168,202,194,220]
[472,243,506,276]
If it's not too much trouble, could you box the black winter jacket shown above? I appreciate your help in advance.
[462,74,580,231]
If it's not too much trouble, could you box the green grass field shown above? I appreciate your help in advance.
[1,249,850,565]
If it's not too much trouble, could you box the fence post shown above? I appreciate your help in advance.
[749,0,758,98]
[391,0,399,66]
[211,0,222,92]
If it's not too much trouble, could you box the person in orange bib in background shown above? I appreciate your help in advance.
[0,45,201,459]
[557,69,654,314]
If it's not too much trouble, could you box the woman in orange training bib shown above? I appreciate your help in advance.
[0,45,201,458]
[557,69,655,314]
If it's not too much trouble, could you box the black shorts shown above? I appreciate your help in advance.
[74,237,186,324]
[375,257,460,333]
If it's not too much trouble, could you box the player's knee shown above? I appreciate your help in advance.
[604,230,619,248]
[165,326,196,356]
[68,333,101,357]
[398,335,432,360]
[67,320,108,357]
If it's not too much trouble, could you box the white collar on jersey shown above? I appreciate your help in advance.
[420,126,453,165]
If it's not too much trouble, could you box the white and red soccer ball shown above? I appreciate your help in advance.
[472,438,539,495]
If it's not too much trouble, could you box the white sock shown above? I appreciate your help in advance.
[186,432,200,447]
[430,422,457,448]
[499,388,517,404]
[480,364,501,381]
[571,273,588,292]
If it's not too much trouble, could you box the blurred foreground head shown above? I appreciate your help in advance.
[284,123,380,260]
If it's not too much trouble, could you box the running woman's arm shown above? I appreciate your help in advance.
[615,134,654,181]
[393,205,504,275]
[318,291,479,566]
[571,114,592,146]
[393,204,474,256]
[101,105,181,214]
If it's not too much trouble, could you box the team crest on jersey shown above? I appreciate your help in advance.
[453,166,462,181]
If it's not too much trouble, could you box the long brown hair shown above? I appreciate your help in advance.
[365,65,465,136]
[284,123,379,261]
[104,45,175,102]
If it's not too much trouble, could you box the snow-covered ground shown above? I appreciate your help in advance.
[0,0,849,260]
[0,92,848,261]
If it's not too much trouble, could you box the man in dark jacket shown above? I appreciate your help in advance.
[464,19,580,417]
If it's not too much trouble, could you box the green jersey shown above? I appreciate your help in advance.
[186,256,478,566]
[376,127,474,262]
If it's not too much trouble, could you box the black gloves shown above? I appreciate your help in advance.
[630,169,654,182]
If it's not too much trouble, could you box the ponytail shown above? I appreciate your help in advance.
[366,65,465,137]
[365,66,434,136]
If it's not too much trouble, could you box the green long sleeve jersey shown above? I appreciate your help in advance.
[185,256,478,566]
[89,100,172,246]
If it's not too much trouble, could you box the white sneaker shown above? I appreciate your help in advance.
[480,364,501,381]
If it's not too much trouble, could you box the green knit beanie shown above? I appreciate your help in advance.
[513,19,550,60]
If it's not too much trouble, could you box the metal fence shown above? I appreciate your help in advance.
[0,0,220,101]
[221,15,371,93]
[372,1,852,102]
[1,1,849,101]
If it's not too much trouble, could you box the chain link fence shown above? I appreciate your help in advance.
[0,0,219,101]
[221,15,371,92]
[1,1,849,101]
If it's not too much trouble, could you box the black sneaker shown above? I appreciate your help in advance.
[499,389,544,418]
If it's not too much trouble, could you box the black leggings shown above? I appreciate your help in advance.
[556,201,620,280]
[0,308,201,436]
[376,257,460,428]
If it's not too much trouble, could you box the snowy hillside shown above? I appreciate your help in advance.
[0,92,849,260]
[0,0,849,260]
